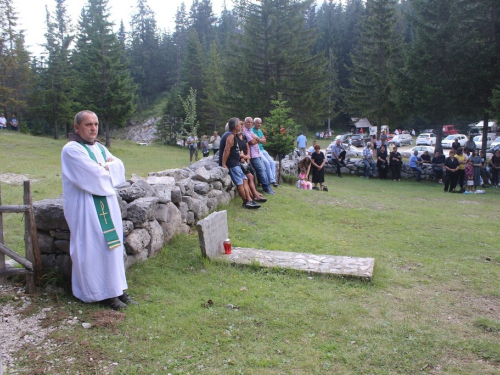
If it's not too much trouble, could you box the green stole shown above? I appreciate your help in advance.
[79,142,122,250]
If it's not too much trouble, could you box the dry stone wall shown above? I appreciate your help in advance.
[33,156,235,280]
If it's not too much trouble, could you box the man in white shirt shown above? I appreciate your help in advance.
[0,114,6,129]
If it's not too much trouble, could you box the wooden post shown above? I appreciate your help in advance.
[0,183,5,285]
[23,181,42,292]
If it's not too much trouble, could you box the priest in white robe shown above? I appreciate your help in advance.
[61,110,136,310]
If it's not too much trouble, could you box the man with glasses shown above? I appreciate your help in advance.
[252,118,278,187]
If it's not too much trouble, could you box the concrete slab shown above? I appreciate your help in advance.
[218,247,374,280]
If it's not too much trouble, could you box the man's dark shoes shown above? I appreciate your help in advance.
[102,297,127,311]
[244,201,261,209]
[119,292,138,305]
[263,189,275,195]
[272,182,279,188]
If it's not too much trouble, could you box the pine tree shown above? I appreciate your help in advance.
[72,0,136,147]
[0,0,31,125]
[201,41,227,132]
[38,0,74,139]
[344,0,403,133]
[173,2,190,82]
[263,93,299,183]
[189,0,216,49]
[180,87,199,137]
[225,0,328,128]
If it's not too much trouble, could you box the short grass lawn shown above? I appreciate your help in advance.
[1,132,500,374]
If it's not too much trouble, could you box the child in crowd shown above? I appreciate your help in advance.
[464,158,475,194]
[201,135,210,158]
[298,168,312,190]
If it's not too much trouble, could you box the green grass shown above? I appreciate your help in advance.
[2,131,500,374]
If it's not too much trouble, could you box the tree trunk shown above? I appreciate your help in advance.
[105,122,111,148]
[435,121,443,153]
[481,112,489,155]
[277,156,283,184]
[53,119,59,140]
[66,122,71,138]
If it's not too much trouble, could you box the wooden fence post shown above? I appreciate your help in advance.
[23,181,42,293]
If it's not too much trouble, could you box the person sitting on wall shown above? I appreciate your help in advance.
[409,150,424,181]
[421,150,431,164]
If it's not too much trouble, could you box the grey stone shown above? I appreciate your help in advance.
[182,196,194,210]
[124,228,150,255]
[150,168,190,180]
[132,179,155,197]
[146,175,176,187]
[170,186,182,203]
[193,180,210,195]
[128,174,147,184]
[41,253,72,280]
[122,220,134,236]
[155,203,169,222]
[193,166,211,182]
[33,198,69,231]
[206,167,228,183]
[37,231,56,254]
[117,186,146,202]
[144,220,164,258]
[196,210,228,258]
[207,197,218,213]
[189,157,220,171]
[187,211,195,225]
[177,178,194,196]
[116,194,127,218]
[49,229,70,240]
[160,202,182,243]
[210,181,223,190]
[177,201,189,223]
[152,184,172,203]
[115,181,131,189]
[54,240,70,254]
[222,174,233,190]
[125,251,148,268]
[126,197,159,226]
[223,248,375,280]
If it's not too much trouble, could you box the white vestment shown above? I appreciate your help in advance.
[61,141,127,302]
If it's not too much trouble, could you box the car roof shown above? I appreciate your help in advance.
[418,133,435,136]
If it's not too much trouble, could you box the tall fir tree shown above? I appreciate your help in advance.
[173,2,190,82]
[72,0,136,147]
[0,0,31,124]
[38,0,74,139]
[344,0,403,132]
[189,0,216,49]
[225,0,328,128]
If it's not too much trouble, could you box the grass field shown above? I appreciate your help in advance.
[1,132,500,374]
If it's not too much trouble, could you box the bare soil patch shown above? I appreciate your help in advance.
[0,173,38,185]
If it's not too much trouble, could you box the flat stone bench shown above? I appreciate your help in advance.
[196,211,374,280]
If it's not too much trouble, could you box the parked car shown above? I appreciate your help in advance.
[334,134,351,144]
[442,125,458,136]
[325,142,362,160]
[442,134,467,148]
[422,128,436,134]
[406,146,435,157]
[350,133,370,147]
[486,144,500,159]
[490,137,500,149]
[416,133,436,146]
[468,127,481,136]
[473,135,492,150]
[389,134,413,147]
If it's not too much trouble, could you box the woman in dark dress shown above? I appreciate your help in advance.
[431,150,445,184]
[377,145,388,179]
[444,149,459,192]
[390,146,402,181]
[310,144,326,190]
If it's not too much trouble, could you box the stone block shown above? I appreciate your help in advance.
[122,220,134,236]
[41,253,72,280]
[49,229,70,240]
[125,251,148,268]
[222,174,233,190]
[193,180,210,195]
[196,210,228,258]
[155,203,169,223]
[210,181,223,190]
[177,201,189,223]
[160,202,182,243]
[193,166,211,182]
[177,178,194,196]
[132,179,155,198]
[124,228,150,255]
[182,196,194,210]
[150,168,190,180]
[33,198,69,231]
[126,197,159,226]
[152,184,172,203]
[117,186,146,202]
[37,230,56,254]
[146,175,176,188]
[117,194,127,218]
[144,220,164,258]
[187,211,195,225]
[171,186,182,203]
[54,239,70,254]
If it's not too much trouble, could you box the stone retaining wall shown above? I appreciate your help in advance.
[33,156,236,280]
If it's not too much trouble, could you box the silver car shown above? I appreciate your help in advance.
[388,134,413,147]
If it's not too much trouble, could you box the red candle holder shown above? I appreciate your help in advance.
[223,239,231,254]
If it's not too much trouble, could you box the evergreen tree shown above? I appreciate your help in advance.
[189,0,216,49]
[201,41,227,132]
[344,0,403,132]
[225,0,328,128]
[0,0,31,124]
[263,93,299,183]
[180,87,199,137]
[38,0,74,139]
[173,2,190,82]
[72,0,136,147]
[129,0,164,109]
